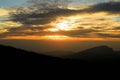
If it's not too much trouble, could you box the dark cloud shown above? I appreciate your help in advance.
[85,1,120,13]
[10,9,78,25]
[9,0,74,26]
[113,27,120,30]
[97,33,120,38]
[10,1,120,26]
[9,26,50,31]
[60,29,98,37]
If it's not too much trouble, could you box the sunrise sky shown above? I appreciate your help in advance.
[0,0,120,55]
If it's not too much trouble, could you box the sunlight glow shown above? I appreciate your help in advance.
[44,35,69,40]
[48,20,70,32]
[55,21,69,31]
[48,16,83,32]
[47,28,59,32]
[2,35,120,41]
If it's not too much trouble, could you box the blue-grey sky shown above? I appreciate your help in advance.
[0,0,112,8]
[70,0,109,6]
[0,0,26,8]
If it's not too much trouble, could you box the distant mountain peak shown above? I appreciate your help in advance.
[84,45,113,53]
[94,45,110,48]
[67,46,118,61]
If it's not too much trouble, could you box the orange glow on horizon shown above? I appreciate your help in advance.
[1,35,120,41]
[44,35,69,40]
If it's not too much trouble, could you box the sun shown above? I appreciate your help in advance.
[48,20,70,32]
[55,22,69,31]
[48,16,82,32]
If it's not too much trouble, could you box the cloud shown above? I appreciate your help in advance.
[0,28,8,34]
[1,11,120,39]
[97,33,120,38]
[84,1,120,14]
[0,8,9,16]
[10,8,77,25]
[0,26,99,38]
[58,29,99,37]
[72,1,120,14]
[113,27,120,30]
[0,21,22,31]
[10,1,120,26]
[3,25,120,39]
[0,8,15,17]
[0,25,55,38]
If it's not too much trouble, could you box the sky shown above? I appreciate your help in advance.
[0,0,26,8]
[0,0,107,7]
[0,0,120,56]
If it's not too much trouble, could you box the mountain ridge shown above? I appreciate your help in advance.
[66,45,120,63]
[0,45,120,64]
[0,45,85,64]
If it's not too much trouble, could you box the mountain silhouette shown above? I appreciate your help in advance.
[0,45,85,64]
[1,45,120,64]
[45,51,74,57]
[66,46,120,63]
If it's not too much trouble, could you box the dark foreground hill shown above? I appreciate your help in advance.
[0,45,120,64]
[0,45,85,64]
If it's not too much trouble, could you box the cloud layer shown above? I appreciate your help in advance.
[1,1,120,40]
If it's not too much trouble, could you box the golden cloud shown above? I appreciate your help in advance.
[0,8,9,16]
